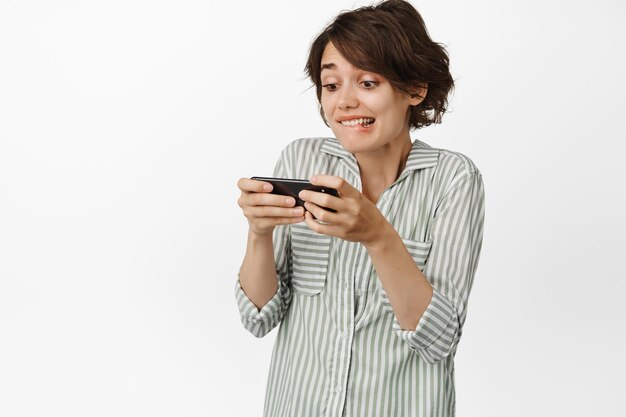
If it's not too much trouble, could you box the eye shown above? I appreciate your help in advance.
[361,80,379,89]
[322,83,338,92]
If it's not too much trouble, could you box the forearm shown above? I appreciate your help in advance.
[364,223,433,331]
[239,229,279,310]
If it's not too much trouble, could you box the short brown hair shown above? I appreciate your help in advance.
[305,0,454,130]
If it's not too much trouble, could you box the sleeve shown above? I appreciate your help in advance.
[234,156,293,338]
[392,171,485,364]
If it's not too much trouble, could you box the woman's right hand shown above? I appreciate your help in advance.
[237,178,305,236]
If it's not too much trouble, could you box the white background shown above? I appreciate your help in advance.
[1,0,625,416]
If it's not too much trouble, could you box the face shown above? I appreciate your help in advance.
[319,42,424,155]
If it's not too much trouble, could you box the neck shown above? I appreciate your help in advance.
[355,137,413,203]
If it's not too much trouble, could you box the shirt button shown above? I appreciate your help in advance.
[335,386,343,393]
[338,331,346,338]
[356,289,362,296]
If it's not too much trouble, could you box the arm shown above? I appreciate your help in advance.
[234,157,302,338]
[239,230,279,310]
[363,224,434,332]
[385,172,485,363]
[235,224,293,338]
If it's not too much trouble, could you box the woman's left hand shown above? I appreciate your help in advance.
[299,175,390,247]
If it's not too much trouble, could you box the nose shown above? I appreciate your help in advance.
[337,83,358,110]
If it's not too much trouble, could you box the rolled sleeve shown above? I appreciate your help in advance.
[392,289,459,363]
[235,274,287,337]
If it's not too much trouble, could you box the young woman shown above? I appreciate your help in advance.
[235,1,485,416]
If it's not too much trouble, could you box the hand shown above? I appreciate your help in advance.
[237,178,305,236]
[298,175,390,247]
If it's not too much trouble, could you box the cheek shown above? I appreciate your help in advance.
[382,100,411,122]
[363,94,396,115]
[320,96,331,118]
[321,95,330,108]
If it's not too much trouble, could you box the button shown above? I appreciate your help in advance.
[338,331,346,338]
[335,385,343,393]
[355,289,362,296]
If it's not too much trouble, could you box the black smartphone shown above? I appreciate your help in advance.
[251,176,339,213]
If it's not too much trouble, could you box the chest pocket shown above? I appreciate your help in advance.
[379,238,433,313]
[289,223,332,296]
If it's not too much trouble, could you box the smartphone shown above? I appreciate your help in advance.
[251,176,339,213]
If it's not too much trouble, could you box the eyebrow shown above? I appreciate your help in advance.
[320,63,337,72]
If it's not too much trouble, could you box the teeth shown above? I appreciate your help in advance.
[340,118,375,127]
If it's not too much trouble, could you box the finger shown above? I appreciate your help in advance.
[299,189,341,211]
[309,175,354,197]
[303,210,337,234]
[303,201,340,224]
[251,216,304,232]
[244,205,305,218]
[245,193,298,207]
[303,210,322,232]
[238,177,273,193]
[264,216,306,226]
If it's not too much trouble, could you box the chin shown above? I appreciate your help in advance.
[332,125,380,155]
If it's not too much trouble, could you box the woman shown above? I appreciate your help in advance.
[235,1,485,416]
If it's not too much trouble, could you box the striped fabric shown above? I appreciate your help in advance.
[235,137,485,417]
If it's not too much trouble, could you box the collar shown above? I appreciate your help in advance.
[404,139,440,171]
[320,137,439,173]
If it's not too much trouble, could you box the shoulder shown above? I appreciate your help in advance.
[275,137,335,178]
[412,139,483,199]
[280,137,332,157]
[278,137,334,165]
[415,139,481,177]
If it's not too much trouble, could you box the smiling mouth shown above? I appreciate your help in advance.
[339,117,375,127]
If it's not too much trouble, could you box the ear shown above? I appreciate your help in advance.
[408,83,428,106]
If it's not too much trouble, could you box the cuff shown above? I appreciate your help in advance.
[392,287,458,350]
[234,275,282,326]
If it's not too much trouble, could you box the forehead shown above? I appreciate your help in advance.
[320,42,356,72]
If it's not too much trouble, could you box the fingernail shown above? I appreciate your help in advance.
[299,191,306,199]
[263,184,272,191]
[310,176,317,183]
[286,197,295,205]
[294,207,303,215]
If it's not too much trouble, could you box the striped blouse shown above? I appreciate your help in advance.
[235,137,485,417]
